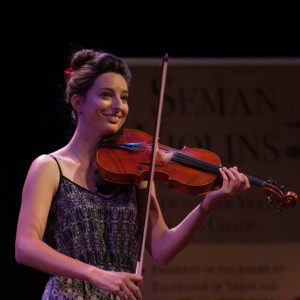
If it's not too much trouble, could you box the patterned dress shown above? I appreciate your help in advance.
[42,156,139,299]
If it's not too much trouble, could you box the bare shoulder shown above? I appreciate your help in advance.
[18,155,61,239]
[24,154,61,192]
[29,154,59,174]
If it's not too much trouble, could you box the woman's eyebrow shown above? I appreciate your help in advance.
[97,87,129,93]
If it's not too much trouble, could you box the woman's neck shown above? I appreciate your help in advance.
[66,128,103,167]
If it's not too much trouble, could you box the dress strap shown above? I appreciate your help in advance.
[47,154,63,200]
[48,155,62,176]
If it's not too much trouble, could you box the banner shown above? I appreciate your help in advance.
[124,58,300,300]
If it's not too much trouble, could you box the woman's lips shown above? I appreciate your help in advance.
[103,113,121,123]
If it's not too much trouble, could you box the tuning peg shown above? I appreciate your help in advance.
[266,195,273,205]
[267,178,277,186]
[276,203,283,212]
[279,185,285,192]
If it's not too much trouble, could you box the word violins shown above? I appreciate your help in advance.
[97,128,298,213]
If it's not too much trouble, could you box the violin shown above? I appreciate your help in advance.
[96,128,298,212]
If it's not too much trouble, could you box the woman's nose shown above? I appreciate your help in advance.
[111,96,122,110]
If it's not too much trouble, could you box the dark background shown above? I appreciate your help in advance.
[4,2,300,298]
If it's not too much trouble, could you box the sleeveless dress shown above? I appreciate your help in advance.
[42,156,139,300]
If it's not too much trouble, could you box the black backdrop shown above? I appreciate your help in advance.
[4,3,300,299]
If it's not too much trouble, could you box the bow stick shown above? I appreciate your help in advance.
[135,54,169,275]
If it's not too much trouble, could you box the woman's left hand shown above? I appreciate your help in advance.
[202,166,250,211]
[219,166,250,197]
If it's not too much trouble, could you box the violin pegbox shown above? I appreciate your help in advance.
[262,178,298,212]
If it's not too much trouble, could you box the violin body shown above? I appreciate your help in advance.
[97,129,222,195]
[97,129,298,211]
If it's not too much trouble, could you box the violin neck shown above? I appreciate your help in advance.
[171,152,267,188]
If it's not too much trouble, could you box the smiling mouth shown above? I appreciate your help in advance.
[103,113,121,123]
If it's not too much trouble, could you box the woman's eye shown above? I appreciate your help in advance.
[101,92,111,99]
[121,95,129,102]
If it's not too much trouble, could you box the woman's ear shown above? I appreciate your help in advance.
[71,94,84,113]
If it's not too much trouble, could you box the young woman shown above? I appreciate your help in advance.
[15,49,250,299]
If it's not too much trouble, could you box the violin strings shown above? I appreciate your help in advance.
[243,174,266,187]
[171,152,221,174]
[171,152,266,187]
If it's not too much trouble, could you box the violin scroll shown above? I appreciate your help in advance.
[262,179,298,212]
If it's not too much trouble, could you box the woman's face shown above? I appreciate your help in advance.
[78,72,129,137]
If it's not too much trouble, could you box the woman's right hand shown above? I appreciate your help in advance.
[88,267,143,300]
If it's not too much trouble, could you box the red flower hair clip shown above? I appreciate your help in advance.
[64,68,74,82]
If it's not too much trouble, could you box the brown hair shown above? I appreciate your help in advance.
[65,49,132,122]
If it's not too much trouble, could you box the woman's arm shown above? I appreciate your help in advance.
[15,155,142,300]
[139,167,250,266]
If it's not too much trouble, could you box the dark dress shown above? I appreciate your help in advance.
[42,156,139,299]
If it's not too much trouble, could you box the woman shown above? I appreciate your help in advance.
[15,49,250,299]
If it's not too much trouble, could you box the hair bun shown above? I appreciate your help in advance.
[70,49,100,70]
